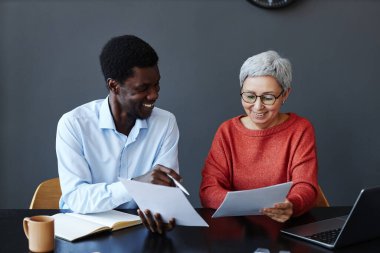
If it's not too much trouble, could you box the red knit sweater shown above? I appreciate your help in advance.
[200,113,318,217]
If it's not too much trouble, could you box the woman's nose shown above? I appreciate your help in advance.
[253,97,264,110]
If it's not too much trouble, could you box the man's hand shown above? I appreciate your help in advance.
[133,164,181,186]
[137,209,175,234]
[134,165,181,234]
[261,199,293,223]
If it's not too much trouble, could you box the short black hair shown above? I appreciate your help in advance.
[99,35,159,84]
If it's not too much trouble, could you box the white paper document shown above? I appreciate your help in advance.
[119,178,208,227]
[212,182,292,218]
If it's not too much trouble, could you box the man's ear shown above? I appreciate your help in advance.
[107,78,119,94]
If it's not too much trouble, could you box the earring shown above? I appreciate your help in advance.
[282,100,286,105]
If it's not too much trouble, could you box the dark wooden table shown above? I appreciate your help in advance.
[1,207,380,252]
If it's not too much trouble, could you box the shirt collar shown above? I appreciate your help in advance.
[134,117,148,130]
[98,96,148,132]
[99,96,115,129]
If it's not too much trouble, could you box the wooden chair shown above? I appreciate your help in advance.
[29,178,62,209]
[315,185,330,207]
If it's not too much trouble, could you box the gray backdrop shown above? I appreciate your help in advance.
[1,0,379,208]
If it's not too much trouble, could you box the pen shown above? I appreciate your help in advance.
[167,174,190,195]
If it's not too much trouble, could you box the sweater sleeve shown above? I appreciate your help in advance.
[287,121,318,216]
[199,127,232,209]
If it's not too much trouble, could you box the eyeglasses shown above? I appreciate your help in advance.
[240,90,284,105]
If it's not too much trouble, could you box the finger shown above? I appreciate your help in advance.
[272,216,286,223]
[263,211,278,220]
[144,209,158,233]
[263,207,292,218]
[166,169,182,182]
[278,199,293,208]
[263,207,283,215]
[154,213,164,234]
[167,218,176,231]
[274,202,292,209]
[137,209,150,230]
[153,214,177,234]
[151,169,172,186]
[273,205,291,213]
[153,164,171,174]
[263,208,292,223]
[264,211,285,222]
[273,203,286,209]
[272,203,293,218]
[151,169,182,187]
[280,215,291,222]
[274,213,291,223]
[154,165,182,183]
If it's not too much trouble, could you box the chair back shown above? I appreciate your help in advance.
[315,185,330,207]
[29,178,62,209]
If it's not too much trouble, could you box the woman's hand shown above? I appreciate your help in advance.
[138,209,175,234]
[261,199,293,222]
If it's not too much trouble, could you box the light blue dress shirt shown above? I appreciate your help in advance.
[56,97,179,213]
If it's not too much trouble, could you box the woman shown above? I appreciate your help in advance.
[200,50,318,222]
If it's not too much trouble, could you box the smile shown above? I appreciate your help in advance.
[143,103,154,108]
[253,112,265,117]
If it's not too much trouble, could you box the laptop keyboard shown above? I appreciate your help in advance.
[306,228,342,244]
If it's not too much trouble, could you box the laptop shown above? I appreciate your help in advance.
[281,186,380,249]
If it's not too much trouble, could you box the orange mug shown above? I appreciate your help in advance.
[23,215,54,252]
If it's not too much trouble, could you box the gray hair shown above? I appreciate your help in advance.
[239,50,292,90]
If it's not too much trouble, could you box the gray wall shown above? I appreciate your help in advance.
[1,0,380,208]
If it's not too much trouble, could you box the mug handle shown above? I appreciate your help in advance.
[23,217,30,239]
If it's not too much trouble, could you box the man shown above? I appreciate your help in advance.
[56,35,180,233]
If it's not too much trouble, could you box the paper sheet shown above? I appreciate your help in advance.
[119,178,208,227]
[212,182,292,218]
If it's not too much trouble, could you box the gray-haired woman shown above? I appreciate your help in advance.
[200,50,318,222]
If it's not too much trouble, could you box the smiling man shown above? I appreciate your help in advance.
[56,35,181,233]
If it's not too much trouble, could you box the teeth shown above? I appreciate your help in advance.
[254,112,264,117]
[143,103,154,108]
